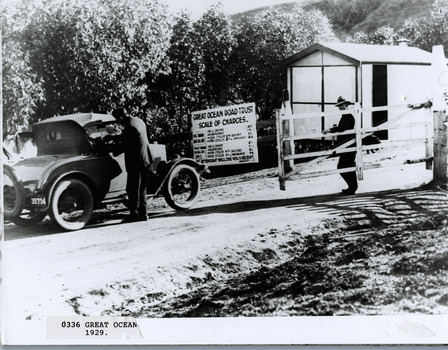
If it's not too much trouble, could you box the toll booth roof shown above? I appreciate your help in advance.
[286,42,434,66]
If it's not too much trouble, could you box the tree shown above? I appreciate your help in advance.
[192,3,236,107]
[149,11,206,138]
[69,0,172,116]
[2,3,45,134]
[2,0,172,133]
[368,26,397,45]
[399,0,448,55]
[149,4,235,142]
[230,6,336,119]
[306,0,384,33]
[348,26,397,45]
[348,0,448,54]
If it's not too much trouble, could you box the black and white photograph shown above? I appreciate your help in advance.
[1,0,448,345]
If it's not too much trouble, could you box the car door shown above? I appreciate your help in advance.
[86,121,127,199]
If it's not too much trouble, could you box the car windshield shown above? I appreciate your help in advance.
[84,121,124,153]
[84,122,123,139]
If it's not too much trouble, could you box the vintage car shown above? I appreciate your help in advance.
[3,113,208,231]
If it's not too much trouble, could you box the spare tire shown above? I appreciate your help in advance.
[163,164,200,210]
[3,166,24,219]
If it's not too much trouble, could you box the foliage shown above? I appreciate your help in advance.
[141,106,177,141]
[68,0,172,116]
[2,0,172,132]
[192,4,236,107]
[304,0,383,33]
[347,0,448,54]
[303,0,436,35]
[348,26,398,45]
[2,0,447,140]
[2,3,45,134]
[399,0,448,56]
[367,26,398,45]
[149,12,204,136]
[149,4,235,140]
[230,5,336,119]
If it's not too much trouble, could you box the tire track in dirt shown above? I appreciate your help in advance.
[84,187,448,317]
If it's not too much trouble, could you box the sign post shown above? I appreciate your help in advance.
[191,103,258,166]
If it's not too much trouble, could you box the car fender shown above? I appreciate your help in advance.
[4,163,17,179]
[153,158,207,196]
[38,154,98,189]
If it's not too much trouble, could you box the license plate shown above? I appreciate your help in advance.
[30,196,47,207]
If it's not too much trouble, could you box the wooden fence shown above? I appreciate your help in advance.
[275,102,442,190]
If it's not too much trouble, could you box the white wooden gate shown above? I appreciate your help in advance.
[276,102,433,190]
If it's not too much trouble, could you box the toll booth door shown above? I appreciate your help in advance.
[372,65,388,139]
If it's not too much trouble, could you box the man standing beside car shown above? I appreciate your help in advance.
[113,107,151,222]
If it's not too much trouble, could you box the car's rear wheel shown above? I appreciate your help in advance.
[50,179,94,231]
[163,164,200,210]
[3,167,24,219]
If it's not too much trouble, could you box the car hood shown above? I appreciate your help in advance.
[11,154,85,183]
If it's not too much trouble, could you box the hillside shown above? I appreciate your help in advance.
[232,0,437,38]
[349,0,435,33]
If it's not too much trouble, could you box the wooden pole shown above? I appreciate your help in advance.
[433,111,447,185]
[276,109,286,190]
[278,90,293,174]
[354,103,363,181]
[425,107,433,170]
[283,90,294,172]
[431,45,447,186]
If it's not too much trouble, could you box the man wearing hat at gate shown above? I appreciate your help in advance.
[323,96,358,195]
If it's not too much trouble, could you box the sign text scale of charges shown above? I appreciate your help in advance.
[191,103,258,166]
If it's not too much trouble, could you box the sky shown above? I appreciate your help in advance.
[163,0,293,18]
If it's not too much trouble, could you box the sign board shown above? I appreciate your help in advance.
[191,103,258,166]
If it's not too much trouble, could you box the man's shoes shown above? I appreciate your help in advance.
[121,215,139,223]
[341,188,357,195]
[122,214,148,223]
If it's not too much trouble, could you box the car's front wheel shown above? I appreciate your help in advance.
[50,179,94,231]
[163,164,200,210]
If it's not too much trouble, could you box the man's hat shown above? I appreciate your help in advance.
[112,107,128,120]
[335,96,352,106]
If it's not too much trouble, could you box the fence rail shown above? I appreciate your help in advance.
[276,102,434,190]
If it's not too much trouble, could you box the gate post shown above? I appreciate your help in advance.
[433,111,447,185]
[431,45,447,186]
[282,90,294,172]
[425,107,434,170]
[354,103,363,181]
[276,109,286,190]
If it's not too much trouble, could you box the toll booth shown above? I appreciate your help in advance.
[284,42,433,140]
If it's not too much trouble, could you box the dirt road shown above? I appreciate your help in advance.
[4,152,448,326]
